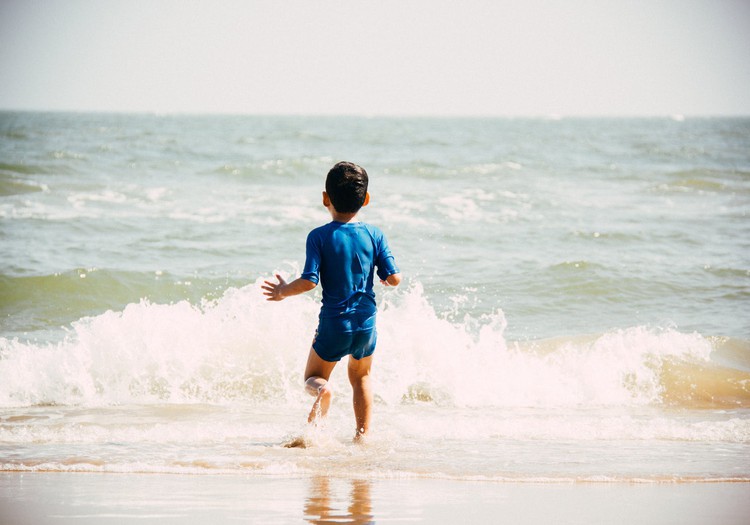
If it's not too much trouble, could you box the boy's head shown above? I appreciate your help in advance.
[325,161,369,214]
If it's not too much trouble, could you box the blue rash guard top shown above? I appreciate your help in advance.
[300,221,399,330]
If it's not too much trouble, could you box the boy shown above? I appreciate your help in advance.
[262,161,401,442]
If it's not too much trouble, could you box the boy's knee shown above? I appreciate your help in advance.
[305,376,330,397]
[348,374,370,390]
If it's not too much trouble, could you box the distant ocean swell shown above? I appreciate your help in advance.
[1,282,747,410]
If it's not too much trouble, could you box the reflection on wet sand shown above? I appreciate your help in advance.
[305,476,374,524]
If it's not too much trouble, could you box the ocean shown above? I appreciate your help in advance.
[1,112,749,490]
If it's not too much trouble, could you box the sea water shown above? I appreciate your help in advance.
[1,112,749,482]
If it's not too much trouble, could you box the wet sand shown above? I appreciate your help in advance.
[2,472,749,524]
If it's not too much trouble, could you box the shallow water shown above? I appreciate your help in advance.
[3,473,750,525]
[1,112,749,482]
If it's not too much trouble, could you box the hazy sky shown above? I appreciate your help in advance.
[1,0,748,116]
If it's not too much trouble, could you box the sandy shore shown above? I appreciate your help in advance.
[2,472,749,524]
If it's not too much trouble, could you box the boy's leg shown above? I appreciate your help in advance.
[347,354,374,440]
[304,347,337,424]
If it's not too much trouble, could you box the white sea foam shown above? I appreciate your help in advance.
[438,195,480,221]
[0,281,724,410]
[1,286,747,480]
[377,287,718,408]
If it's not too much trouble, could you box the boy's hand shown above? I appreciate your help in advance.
[262,274,288,301]
[380,273,402,287]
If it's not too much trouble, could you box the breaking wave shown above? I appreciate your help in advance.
[1,282,747,409]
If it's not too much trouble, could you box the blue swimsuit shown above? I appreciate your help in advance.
[300,221,399,362]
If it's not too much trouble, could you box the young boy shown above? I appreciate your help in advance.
[262,161,401,442]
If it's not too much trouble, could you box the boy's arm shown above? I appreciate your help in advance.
[262,274,316,301]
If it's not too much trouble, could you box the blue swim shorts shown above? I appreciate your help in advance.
[312,316,377,363]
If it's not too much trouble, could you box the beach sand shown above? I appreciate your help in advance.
[2,472,749,524]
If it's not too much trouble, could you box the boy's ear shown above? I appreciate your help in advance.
[363,192,370,207]
[322,191,331,207]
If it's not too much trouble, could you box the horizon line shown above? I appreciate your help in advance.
[1,107,749,120]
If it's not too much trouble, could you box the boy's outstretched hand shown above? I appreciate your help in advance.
[262,274,288,301]
[262,274,317,301]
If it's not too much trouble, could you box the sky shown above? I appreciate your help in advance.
[1,0,749,116]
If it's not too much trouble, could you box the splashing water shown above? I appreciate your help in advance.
[1,281,745,411]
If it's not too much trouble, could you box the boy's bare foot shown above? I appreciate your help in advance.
[353,428,368,444]
[283,436,309,448]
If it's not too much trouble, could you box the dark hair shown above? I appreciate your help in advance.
[325,161,369,213]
